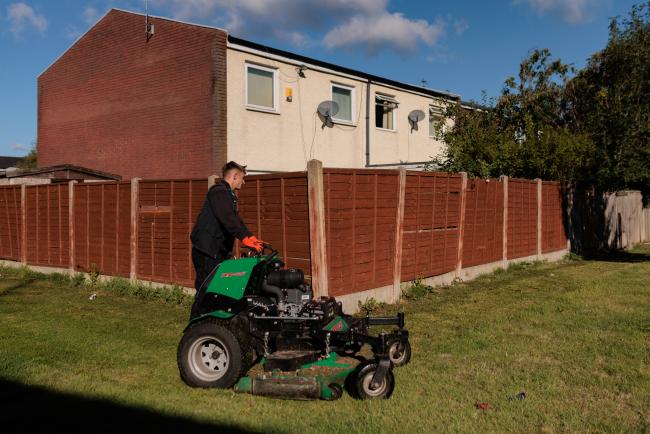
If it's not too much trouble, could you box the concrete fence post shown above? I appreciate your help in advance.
[456,172,468,278]
[307,159,328,299]
[536,178,543,259]
[392,168,407,303]
[20,184,27,264]
[500,175,508,266]
[68,181,76,273]
[130,178,141,283]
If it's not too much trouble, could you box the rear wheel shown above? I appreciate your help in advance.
[177,320,244,388]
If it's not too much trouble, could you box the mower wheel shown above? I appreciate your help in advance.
[348,362,394,400]
[177,320,245,388]
[388,340,411,367]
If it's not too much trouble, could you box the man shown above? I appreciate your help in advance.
[189,161,263,318]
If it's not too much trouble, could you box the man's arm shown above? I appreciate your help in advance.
[207,187,252,240]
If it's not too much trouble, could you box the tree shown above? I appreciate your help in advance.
[566,2,650,197]
[431,49,594,181]
[16,142,37,169]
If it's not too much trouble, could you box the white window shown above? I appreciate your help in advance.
[375,94,398,131]
[429,105,445,137]
[246,63,278,112]
[331,83,354,123]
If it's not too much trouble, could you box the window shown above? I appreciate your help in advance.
[246,64,277,111]
[429,105,444,137]
[331,84,354,123]
[375,94,398,130]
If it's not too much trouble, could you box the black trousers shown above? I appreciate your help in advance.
[190,248,224,319]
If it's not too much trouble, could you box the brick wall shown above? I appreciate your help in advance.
[38,9,227,180]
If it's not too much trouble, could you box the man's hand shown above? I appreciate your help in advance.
[242,236,264,253]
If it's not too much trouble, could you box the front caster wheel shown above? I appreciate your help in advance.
[388,340,411,367]
[177,320,244,388]
[349,362,395,399]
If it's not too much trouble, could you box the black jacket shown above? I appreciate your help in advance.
[190,180,252,259]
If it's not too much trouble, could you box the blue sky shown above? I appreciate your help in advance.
[0,0,640,157]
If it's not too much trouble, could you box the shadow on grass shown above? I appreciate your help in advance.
[0,378,263,433]
[583,249,650,263]
[0,279,34,297]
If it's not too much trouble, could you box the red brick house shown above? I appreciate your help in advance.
[39,9,460,179]
[38,9,227,180]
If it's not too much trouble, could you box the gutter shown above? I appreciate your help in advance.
[365,79,371,167]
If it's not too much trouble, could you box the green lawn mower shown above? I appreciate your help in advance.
[177,245,411,400]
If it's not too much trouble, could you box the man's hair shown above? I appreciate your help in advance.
[222,161,247,178]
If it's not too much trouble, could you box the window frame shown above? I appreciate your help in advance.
[245,62,279,113]
[330,82,355,125]
[375,93,398,132]
[428,105,445,138]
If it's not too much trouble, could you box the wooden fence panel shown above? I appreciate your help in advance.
[463,179,504,268]
[239,173,311,273]
[323,169,400,297]
[137,179,204,287]
[507,179,538,259]
[0,186,22,261]
[401,172,462,281]
[23,184,70,268]
[74,182,131,276]
[542,182,568,253]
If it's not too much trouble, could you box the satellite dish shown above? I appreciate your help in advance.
[408,109,426,132]
[317,101,339,129]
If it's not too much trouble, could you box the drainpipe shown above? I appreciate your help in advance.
[365,79,371,167]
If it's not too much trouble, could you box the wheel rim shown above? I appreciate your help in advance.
[389,342,407,365]
[361,370,388,397]
[188,336,230,382]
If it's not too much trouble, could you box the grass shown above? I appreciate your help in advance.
[1,247,649,433]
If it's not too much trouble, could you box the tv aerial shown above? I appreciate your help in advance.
[408,110,426,132]
[317,101,339,129]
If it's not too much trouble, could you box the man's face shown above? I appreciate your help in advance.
[231,170,246,191]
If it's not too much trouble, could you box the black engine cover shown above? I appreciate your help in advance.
[267,269,304,288]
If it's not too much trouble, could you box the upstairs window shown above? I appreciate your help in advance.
[429,105,445,137]
[331,84,354,123]
[246,64,277,111]
[375,94,398,130]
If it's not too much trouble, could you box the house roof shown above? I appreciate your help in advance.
[67,9,460,102]
[0,156,21,169]
[227,35,460,101]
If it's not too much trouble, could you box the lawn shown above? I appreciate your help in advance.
[1,247,649,433]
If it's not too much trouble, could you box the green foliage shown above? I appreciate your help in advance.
[357,297,386,315]
[71,272,86,287]
[566,2,650,196]
[434,2,650,197]
[432,49,596,181]
[402,275,435,299]
[16,142,37,169]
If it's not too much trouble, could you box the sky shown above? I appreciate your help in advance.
[0,0,641,157]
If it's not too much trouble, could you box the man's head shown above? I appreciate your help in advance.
[222,161,247,191]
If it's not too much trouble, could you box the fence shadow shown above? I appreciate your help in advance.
[582,249,650,263]
[0,378,263,434]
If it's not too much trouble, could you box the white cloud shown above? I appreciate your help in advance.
[514,0,599,23]
[150,0,456,56]
[83,5,100,25]
[11,142,27,151]
[324,12,446,55]
[7,2,48,36]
